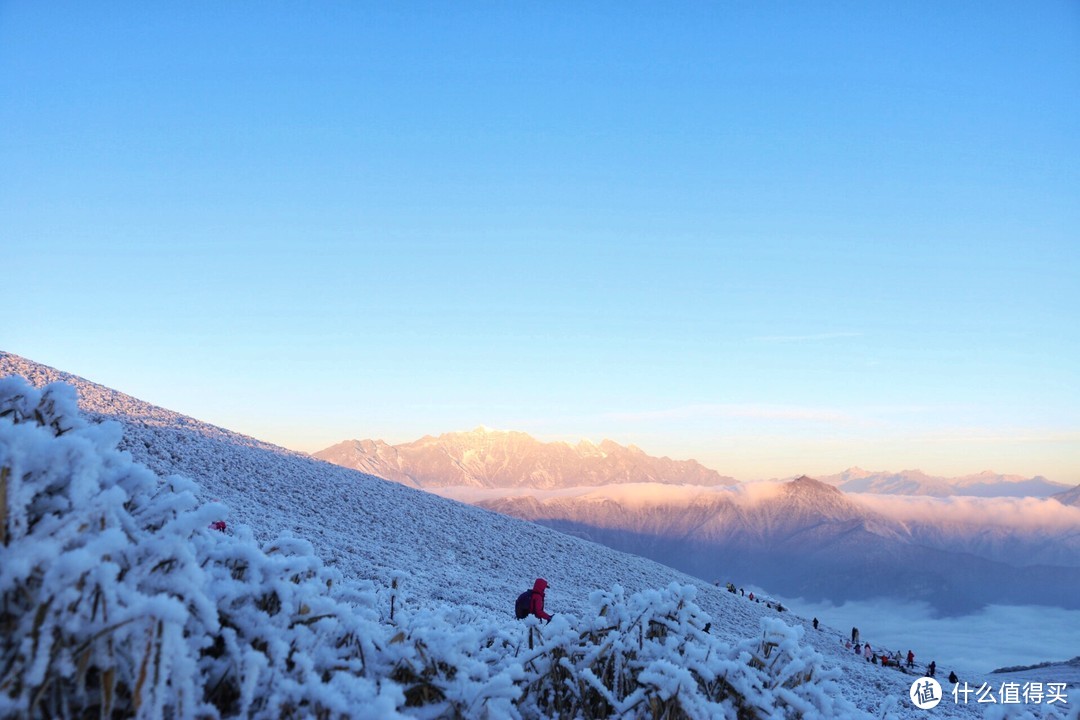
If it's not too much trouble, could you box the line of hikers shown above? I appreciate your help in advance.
[843,626,953,680]
[717,581,786,612]
[516,580,960,686]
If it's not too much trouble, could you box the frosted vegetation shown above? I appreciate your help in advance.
[0,376,869,718]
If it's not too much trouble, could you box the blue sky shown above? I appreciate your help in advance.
[3,2,1078,482]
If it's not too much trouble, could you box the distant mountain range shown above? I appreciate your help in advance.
[316,431,1072,499]
[819,467,1070,498]
[311,431,1080,613]
[314,429,737,489]
[471,476,1080,615]
[1054,484,1080,507]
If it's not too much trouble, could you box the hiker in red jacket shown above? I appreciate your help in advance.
[530,578,553,621]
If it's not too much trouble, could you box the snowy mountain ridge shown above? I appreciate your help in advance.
[316,434,1070,499]
[314,430,737,489]
[819,467,1070,498]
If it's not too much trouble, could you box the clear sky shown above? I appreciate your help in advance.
[3,2,1078,483]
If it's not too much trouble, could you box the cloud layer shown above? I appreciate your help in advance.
[853,493,1080,532]
[781,596,1080,675]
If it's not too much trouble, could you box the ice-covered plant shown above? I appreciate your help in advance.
[0,378,399,719]
[508,583,860,719]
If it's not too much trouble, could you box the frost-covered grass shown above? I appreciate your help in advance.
[0,376,873,719]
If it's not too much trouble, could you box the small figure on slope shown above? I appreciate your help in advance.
[515,577,553,622]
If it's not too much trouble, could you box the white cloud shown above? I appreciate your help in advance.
[438,482,1080,532]
[853,494,1080,532]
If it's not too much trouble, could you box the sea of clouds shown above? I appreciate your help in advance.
[777,596,1080,676]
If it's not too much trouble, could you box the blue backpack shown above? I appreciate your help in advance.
[515,590,534,619]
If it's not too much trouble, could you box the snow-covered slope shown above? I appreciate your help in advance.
[315,429,737,489]
[0,351,1032,718]
[0,351,708,618]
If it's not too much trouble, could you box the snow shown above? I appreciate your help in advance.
[1,351,1076,718]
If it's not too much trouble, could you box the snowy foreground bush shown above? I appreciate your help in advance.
[2,376,860,719]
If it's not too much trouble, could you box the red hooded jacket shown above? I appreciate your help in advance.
[530,578,552,621]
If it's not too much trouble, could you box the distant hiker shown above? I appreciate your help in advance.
[845,640,852,650]
[851,627,859,643]
[871,653,878,665]
[854,643,861,655]
[748,592,755,601]
[906,650,915,668]
[863,643,872,661]
[948,671,958,684]
[776,603,785,612]
[515,578,553,622]
[740,588,745,596]
[812,617,819,630]
[209,520,227,532]
[893,650,902,667]
[928,660,936,677]
[703,622,712,634]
